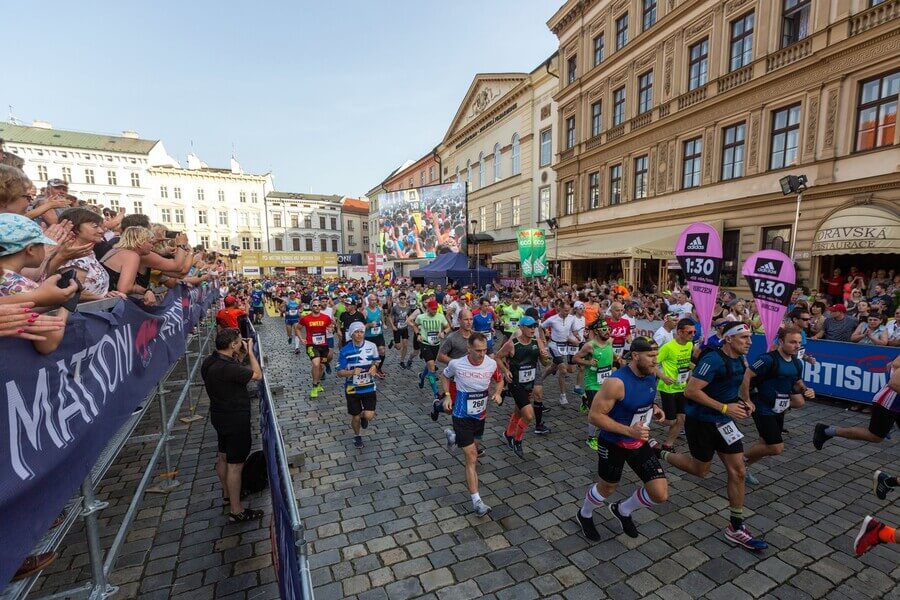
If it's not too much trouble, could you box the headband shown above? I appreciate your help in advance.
[723,322,750,337]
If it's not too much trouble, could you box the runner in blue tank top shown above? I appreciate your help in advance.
[473,298,495,353]
[577,337,669,542]
[364,294,387,373]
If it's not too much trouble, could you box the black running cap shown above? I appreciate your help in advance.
[631,336,658,353]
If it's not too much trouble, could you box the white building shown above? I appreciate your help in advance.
[149,155,272,252]
[0,120,175,217]
[266,192,343,254]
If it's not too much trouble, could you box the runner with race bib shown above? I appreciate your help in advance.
[576,337,667,542]
[573,319,617,450]
[298,300,333,398]
[281,290,301,349]
[654,318,697,451]
[541,301,578,408]
[336,322,383,449]
[440,333,503,517]
[606,302,632,359]
[364,294,387,373]
[411,299,451,404]
[659,321,767,551]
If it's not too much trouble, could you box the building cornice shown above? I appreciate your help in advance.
[148,166,270,183]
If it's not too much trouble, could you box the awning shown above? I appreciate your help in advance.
[492,221,722,264]
[812,204,900,255]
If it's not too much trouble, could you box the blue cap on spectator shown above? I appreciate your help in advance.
[0,214,57,257]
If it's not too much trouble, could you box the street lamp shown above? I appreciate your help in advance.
[470,219,480,289]
[546,218,559,280]
[778,174,808,259]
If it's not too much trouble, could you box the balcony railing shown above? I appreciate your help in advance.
[718,65,753,93]
[631,112,652,131]
[560,147,574,161]
[607,124,626,140]
[586,134,603,150]
[659,102,671,118]
[850,0,899,36]
[677,84,707,110]
[766,38,812,73]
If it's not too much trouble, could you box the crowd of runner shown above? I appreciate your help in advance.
[217,271,900,559]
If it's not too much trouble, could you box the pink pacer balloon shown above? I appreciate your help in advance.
[675,223,723,341]
[742,249,797,347]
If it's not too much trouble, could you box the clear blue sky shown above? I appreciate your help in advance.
[2,0,559,197]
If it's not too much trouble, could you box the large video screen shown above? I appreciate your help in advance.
[377,182,466,260]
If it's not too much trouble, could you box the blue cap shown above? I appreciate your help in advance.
[0,214,57,257]
[518,315,538,327]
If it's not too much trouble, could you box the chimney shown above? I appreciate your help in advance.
[121,130,139,139]
[186,152,203,170]
[31,120,52,129]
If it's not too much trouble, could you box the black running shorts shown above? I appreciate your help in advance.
[596,437,665,484]
[869,403,900,439]
[684,417,744,462]
[752,412,785,445]
[346,392,377,416]
[452,416,485,448]
[659,391,686,421]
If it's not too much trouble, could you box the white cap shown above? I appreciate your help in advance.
[573,301,585,309]
[348,322,366,335]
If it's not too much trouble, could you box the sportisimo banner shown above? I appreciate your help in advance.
[742,250,796,347]
[0,285,217,587]
[675,223,722,339]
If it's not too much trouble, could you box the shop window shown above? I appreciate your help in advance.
[722,229,740,287]
[762,225,792,253]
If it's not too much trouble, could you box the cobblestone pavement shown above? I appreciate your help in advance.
[26,316,900,599]
[264,318,900,600]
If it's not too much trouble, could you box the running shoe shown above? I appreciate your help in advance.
[477,447,486,458]
[354,436,364,449]
[512,440,524,458]
[874,470,894,500]
[418,370,426,389]
[559,393,569,405]
[574,386,584,397]
[534,424,552,435]
[609,502,639,538]
[542,406,553,414]
[430,399,442,422]
[360,416,369,429]
[310,387,319,399]
[444,429,456,449]
[579,402,588,414]
[812,423,829,450]
[854,516,884,556]
[724,525,768,551]
[316,383,325,392]
[473,499,492,517]
[586,438,599,451]
[325,362,332,375]
[505,434,515,449]
[576,513,601,542]
[745,469,760,486]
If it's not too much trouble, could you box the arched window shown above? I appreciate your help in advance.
[493,143,501,181]
[511,134,521,175]
[478,152,485,188]
[466,159,472,184]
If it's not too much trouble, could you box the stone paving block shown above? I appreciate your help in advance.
[436,579,481,600]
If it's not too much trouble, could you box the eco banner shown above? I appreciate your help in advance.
[517,229,534,278]
[531,229,548,277]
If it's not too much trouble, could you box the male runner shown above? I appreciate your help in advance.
[364,294,387,373]
[606,302,632,359]
[433,310,475,421]
[576,337,667,541]
[500,295,525,348]
[573,319,616,450]
[653,313,679,347]
[659,321,768,550]
[388,291,413,368]
[281,290,301,348]
[542,301,578,408]
[571,301,587,397]
[814,354,900,450]
[440,333,503,516]
[249,284,265,325]
[298,299,333,398]
[336,322,381,449]
[473,298,496,354]
[496,316,549,457]
[410,299,451,405]
[338,298,366,343]
[655,318,696,450]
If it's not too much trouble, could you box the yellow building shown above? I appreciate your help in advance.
[528,0,899,291]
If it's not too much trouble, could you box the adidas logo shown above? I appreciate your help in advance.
[756,261,779,275]
[685,236,705,251]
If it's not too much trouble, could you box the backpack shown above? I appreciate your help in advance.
[750,350,803,392]
[698,346,735,379]
[241,450,269,494]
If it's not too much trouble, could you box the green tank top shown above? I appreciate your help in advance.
[583,341,615,391]
[509,337,539,389]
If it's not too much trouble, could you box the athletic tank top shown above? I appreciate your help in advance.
[509,337,539,389]
[583,341,615,392]
[473,311,493,333]
[598,365,658,448]
[365,307,383,337]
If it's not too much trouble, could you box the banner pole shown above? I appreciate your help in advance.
[151,381,181,492]
[81,477,117,599]
[790,191,802,260]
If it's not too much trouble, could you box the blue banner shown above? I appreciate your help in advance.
[0,285,216,586]
[748,334,899,404]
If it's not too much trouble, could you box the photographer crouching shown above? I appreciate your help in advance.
[200,328,265,522]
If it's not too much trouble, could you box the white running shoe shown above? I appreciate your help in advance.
[559,393,569,405]
[444,428,456,449]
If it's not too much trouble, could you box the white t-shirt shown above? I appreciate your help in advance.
[446,300,461,328]
[443,355,498,393]
[543,314,575,344]
[653,326,674,348]
[667,301,693,318]
[571,315,586,343]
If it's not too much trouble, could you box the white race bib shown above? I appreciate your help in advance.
[773,393,790,414]
[510,318,518,328]
[312,333,326,345]
[596,367,611,386]
[370,324,382,335]
[630,406,653,427]
[562,344,577,356]
[464,391,487,416]
[518,367,535,384]
[676,367,690,385]
[352,372,372,386]
[427,331,438,344]
[613,344,625,357]
[287,309,298,316]
[716,420,744,444]
[797,347,805,360]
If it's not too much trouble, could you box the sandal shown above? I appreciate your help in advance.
[228,508,264,523]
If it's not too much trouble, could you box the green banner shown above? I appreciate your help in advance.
[531,229,548,277]
[517,229,534,278]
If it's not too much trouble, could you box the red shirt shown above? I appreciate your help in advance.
[824,275,844,296]
[606,317,631,347]
[216,307,246,329]
[299,312,333,346]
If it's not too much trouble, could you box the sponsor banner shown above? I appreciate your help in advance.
[742,250,796,347]
[238,251,338,268]
[748,336,898,404]
[322,266,339,277]
[337,253,362,266]
[367,253,376,274]
[243,266,261,277]
[531,229,548,278]
[377,182,466,260]
[342,266,371,281]
[0,286,216,586]
[517,229,534,277]
[675,223,722,339]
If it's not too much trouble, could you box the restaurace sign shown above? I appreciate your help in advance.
[812,225,890,251]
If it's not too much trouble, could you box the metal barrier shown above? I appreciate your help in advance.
[251,326,314,599]
[1,299,217,600]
